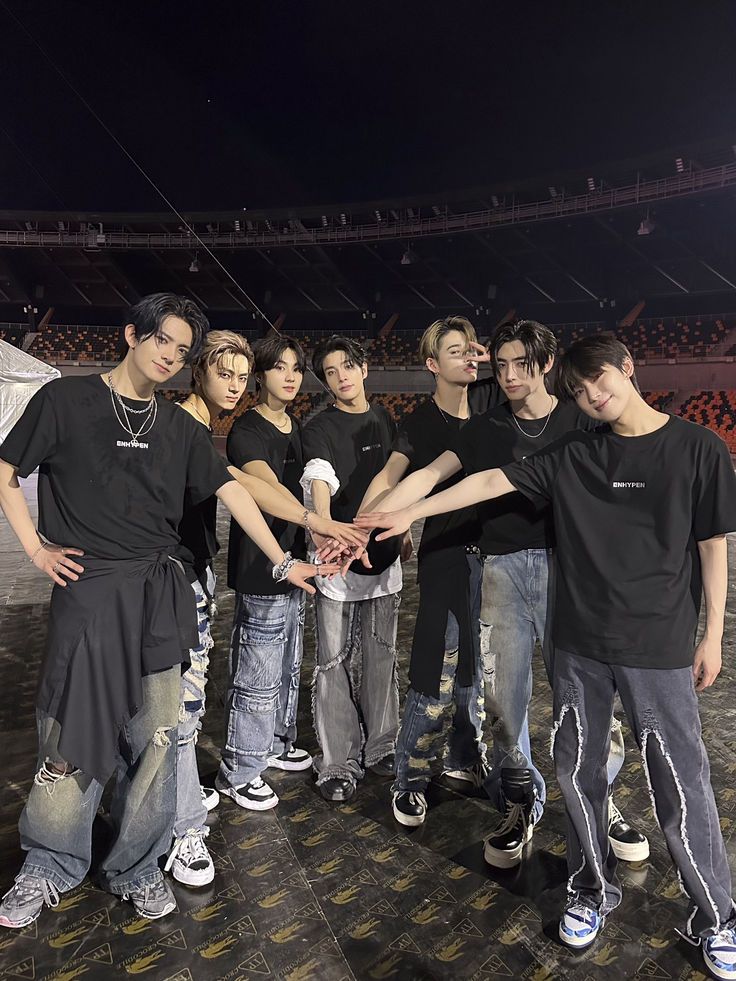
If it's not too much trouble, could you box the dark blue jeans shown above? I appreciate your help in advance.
[394,553,485,793]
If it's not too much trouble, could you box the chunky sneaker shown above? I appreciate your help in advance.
[608,797,650,862]
[392,791,427,827]
[483,768,537,870]
[123,875,176,920]
[319,777,356,802]
[0,876,60,929]
[442,760,489,789]
[703,926,736,980]
[165,829,215,887]
[216,775,279,811]
[200,785,220,811]
[559,902,603,949]
[267,747,313,771]
[369,754,395,777]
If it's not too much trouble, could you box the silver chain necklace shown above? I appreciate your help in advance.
[511,395,555,439]
[108,373,158,446]
[433,398,469,425]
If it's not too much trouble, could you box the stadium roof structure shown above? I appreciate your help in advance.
[2,144,736,329]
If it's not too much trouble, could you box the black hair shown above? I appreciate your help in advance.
[125,293,209,365]
[556,332,640,401]
[312,334,367,383]
[490,319,557,377]
[252,333,306,391]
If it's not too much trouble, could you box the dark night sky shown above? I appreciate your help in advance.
[1,0,736,212]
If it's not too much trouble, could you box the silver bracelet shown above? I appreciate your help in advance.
[302,509,313,530]
[29,541,46,564]
[272,551,295,582]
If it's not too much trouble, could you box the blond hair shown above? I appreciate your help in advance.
[192,330,253,388]
[418,316,477,365]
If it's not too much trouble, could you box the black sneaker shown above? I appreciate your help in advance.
[215,775,279,811]
[369,754,395,777]
[608,797,650,862]
[392,791,427,827]
[483,768,536,870]
[318,777,356,802]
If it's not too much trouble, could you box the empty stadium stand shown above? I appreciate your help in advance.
[0,326,25,348]
[678,390,736,454]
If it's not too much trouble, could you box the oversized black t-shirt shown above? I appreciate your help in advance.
[468,373,504,415]
[226,410,306,595]
[503,415,736,668]
[302,403,400,576]
[393,399,480,561]
[0,374,232,559]
[457,401,597,554]
[175,414,220,586]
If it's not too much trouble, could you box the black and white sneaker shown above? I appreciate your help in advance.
[215,776,279,811]
[267,747,313,771]
[483,769,536,870]
[392,791,427,827]
[608,797,650,862]
[200,785,220,812]
[165,829,215,887]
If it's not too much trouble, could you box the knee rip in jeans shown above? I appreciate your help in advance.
[178,696,204,724]
[640,722,721,932]
[34,759,80,794]
[153,726,174,751]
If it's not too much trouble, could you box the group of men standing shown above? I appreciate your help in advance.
[0,293,734,981]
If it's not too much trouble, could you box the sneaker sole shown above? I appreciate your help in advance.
[0,911,40,930]
[172,865,215,888]
[392,806,426,828]
[703,945,735,981]
[135,901,177,920]
[217,783,279,811]
[558,923,599,949]
[483,841,524,869]
[267,757,313,772]
[609,837,650,863]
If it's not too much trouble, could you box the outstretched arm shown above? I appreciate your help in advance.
[693,534,728,691]
[357,467,516,539]
[364,450,463,516]
[358,452,410,513]
[217,480,339,594]
[0,459,84,586]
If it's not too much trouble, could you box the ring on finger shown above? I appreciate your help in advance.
[53,562,61,572]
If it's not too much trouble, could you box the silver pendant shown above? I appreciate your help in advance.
[131,437,139,448]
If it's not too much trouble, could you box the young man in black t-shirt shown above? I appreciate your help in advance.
[0,295,331,930]
[360,317,502,827]
[301,336,405,803]
[360,334,736,976]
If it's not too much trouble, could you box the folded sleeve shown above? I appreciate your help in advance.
[0,382,57,477]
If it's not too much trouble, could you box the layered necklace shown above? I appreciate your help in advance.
[107,372,158,446]
[511,394,555,439]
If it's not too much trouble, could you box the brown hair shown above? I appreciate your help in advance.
[192,330,253,388]
[418,316,478,365]
[556,332,640,400]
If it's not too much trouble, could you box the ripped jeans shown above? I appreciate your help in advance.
[551,649,734,937]
[312,591,400,785]
[174,573,215,838]
[218,588,306,790]
[19,666,180,895]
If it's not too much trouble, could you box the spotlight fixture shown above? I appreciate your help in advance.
[374,210,382,222]
[675,157,685,173]
[400,247,418,266]
[586,177,596,192]
[321,215,328,227]
[234,219,241,232]
[189,256,200,273]
[548,186,558,198]
[637,215,655,236]
[490,195,499,208]
[339,213,348,226]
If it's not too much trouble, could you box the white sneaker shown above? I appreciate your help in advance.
[215,775,279,811]
[200,785,220,812]
[267,747,313,771]
[165,829,215,887]
[558,902,603,949]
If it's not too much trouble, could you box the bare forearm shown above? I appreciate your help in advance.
[228,467,305,524]
[0,462,42,556]
[379,451,461,513]
[698,536,728,641]
[359,472,394,514]
[409,468,515,521]
[217,480,286,566]
[311,480,332,519]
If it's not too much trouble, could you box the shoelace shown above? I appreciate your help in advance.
[127,877,170,905]
[608,799,624,826]
[707,926,736,950]
[406,792,426,809]
[491,800,528,839]
[250,777,266,790]
[566,903,598,927]
[4,877,60,910]
[165,829,210,871]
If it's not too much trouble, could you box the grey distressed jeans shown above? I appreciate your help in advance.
[552,648,734,938]
[312,591,400,785]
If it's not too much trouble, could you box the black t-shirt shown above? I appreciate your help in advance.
[504,415,736,669]
[457,401,597,554]
[302,403,400,576]
[0,374,232,560]
[226,410,306,595]
[393,398,480,561]
[175,414,220,585]
[468,374,504,415]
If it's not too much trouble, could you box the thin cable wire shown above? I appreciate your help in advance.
[0,124,69,210]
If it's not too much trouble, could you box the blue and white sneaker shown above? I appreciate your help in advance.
[559,902,603,949]
[703,927,736,980]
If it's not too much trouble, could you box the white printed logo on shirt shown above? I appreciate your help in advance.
[612,481,646,488]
